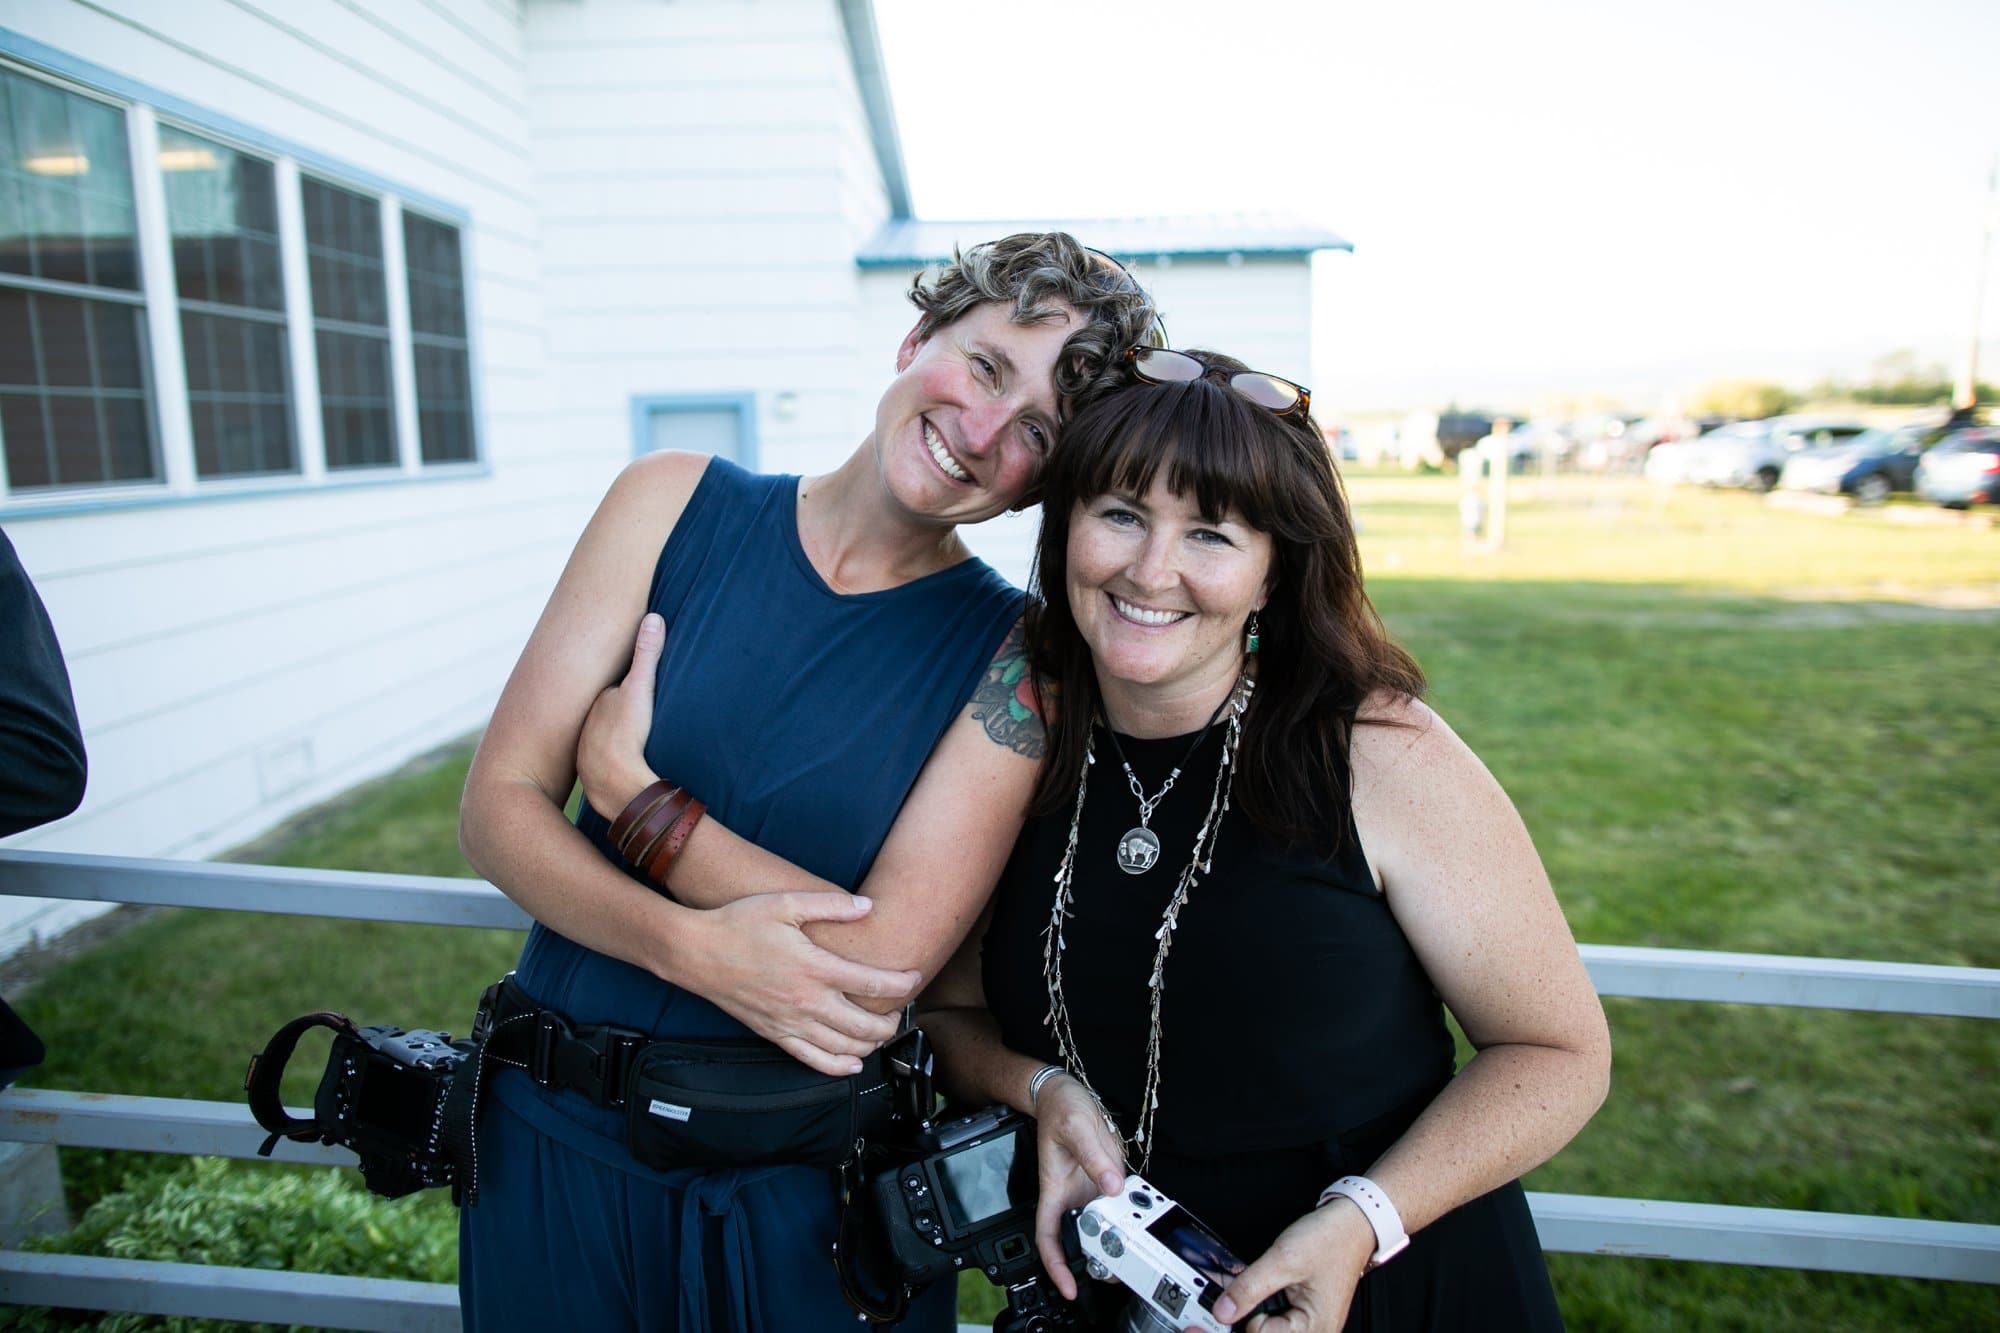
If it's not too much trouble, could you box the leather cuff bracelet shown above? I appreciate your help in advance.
[626,789,692,869]
[610,779,679,850]
[643,798,706,884]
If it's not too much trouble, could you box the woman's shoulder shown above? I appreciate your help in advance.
[1348,690,1484,796]
[609,449,721,508]
[596,451,768,542]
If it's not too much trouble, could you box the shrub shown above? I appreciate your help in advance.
[0,1159,456,1332]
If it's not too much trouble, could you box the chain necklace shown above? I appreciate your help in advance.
[1041,672,1253,1172]
[1099,689,1234,875]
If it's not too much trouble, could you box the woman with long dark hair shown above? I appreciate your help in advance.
[921,349,1611,1330]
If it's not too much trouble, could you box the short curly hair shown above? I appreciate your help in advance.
[908,232,1161,418]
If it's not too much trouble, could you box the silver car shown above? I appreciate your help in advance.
[1683,416,1872,492]
[1914,428,2000,508]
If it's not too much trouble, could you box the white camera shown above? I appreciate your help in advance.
[1073,1174,1285,1332]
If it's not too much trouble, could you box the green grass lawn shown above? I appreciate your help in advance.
[11,476,1998,1331]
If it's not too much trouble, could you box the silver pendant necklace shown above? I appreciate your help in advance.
[1099,689,1235,875]
[1042,672,1252,1171]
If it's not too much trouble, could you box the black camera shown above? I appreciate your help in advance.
[848,1104,1114,1331]
[245,1012,472,1199]
[868,1106,1043,1288]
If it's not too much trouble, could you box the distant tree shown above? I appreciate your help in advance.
[1692,379,1798,419]
[1852,350,1955,405]
[1808,350,1995,407]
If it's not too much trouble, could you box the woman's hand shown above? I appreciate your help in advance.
[683,891,919,1074]
[1032,1076,1127,1299]
[1210,1200,1376,1331]
[577,613,666,820]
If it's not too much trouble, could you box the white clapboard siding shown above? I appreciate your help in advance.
[527,0,890,483]
[0,0,559,955]
[0,0,898,961]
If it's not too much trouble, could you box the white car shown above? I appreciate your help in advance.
[1679,416,1872,492]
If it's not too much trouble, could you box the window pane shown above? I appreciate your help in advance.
[302,175,386,327]
[1,393,51,488]
[317,327,395,469]
[156,126,294,481]
[403,213,466,338]
[103,396,152,480]
[0,286,36,383]
[36,293,90,388]
[0,288,156,490]
[414,342,473,462]
[405,213,476,463]
[160,127,284,313]
[0,69,138,290]
[182,309,296,479]
[90,299,142,387]
[0,173,27,276]
[47,395,104,481]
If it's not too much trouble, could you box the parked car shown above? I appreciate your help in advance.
[1778,425,1934,504]
[1914,427,2000,508]
[1682,415,1872,491]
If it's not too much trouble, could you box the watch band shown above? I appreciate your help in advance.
[1316,1174,1411,1269]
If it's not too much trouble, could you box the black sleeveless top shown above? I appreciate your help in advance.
[983,715,1567,1329]
[984,719,1454,1226]
[986,716,1454,1143]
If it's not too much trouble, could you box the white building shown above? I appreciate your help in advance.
[0,0,1346,952]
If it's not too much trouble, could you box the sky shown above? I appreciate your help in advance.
[872,0,2000,415]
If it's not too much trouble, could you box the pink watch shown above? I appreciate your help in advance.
[1316,1175,1411,1269]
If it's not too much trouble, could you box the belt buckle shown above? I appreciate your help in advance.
[529,1010,573,1089]
[579,1025,648,1108]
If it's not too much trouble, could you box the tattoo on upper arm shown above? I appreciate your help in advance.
[967,620,1048,760]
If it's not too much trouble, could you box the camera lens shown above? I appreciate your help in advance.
[1115,1299,1180,1333]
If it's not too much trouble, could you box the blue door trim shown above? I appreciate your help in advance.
[628,393,759,467]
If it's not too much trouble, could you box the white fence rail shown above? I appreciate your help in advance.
[0,849,1994,1331]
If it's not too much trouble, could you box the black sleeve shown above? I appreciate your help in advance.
[0,527,87,837]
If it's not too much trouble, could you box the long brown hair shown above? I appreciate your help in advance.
[1026,351,1425,851]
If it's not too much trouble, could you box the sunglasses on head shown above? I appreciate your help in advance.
[1126,346,1311,417]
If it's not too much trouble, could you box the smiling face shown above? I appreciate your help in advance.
[1067,477,1274,730]
[872,300,1077,527]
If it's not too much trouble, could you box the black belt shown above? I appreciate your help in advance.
[474,975,650,1109]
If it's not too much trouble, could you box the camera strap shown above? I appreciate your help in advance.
[242,1010,359,1157]
[833,1148,915,1326]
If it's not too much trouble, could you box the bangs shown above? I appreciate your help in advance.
[1058,375,1299,530]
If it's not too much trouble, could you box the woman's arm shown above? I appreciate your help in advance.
[1213,694,1611,1329]
[578,613,1050,1001]
[460,452,927,1075]
[919,918,1127,1300]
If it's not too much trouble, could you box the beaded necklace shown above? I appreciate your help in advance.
[1040,672,1253,1171]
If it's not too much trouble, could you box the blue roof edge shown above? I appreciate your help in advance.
[836,0,912,220]
[855,218,1354,267]
[857,246,1337,268]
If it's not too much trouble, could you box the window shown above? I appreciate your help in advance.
[631,395,756,467]
[0,60,479,506]
[160,126,294,479]
[0,66,157,490]
[403,211,474,464]
[302,175,395,471]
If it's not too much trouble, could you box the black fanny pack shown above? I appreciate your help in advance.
[473,976,899,1182]
[621,1034,892,1172]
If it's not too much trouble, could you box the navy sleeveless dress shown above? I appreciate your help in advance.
[460,458,1021,1332]
[982,721,1565,1332]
